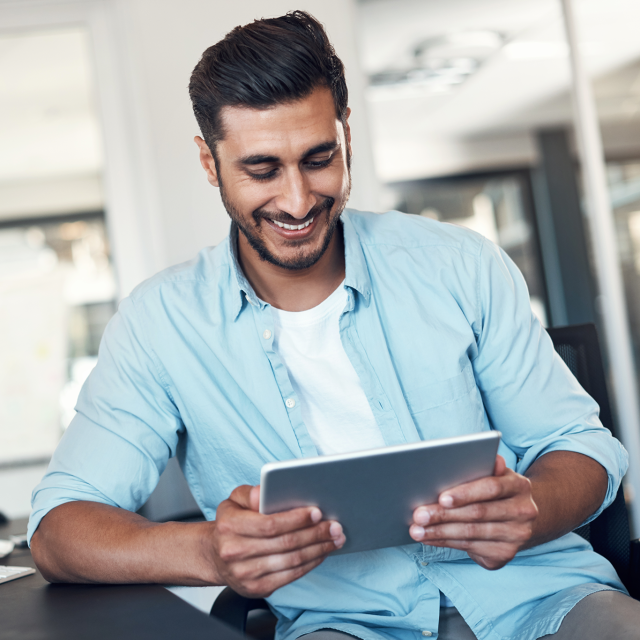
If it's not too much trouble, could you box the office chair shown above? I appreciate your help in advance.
[546,323,639,597]
[210,323,640,636]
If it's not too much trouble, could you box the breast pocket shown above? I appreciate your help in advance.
[404,363,486,439]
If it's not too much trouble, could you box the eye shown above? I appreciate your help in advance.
[248,169,278,181]
[305,156,333,170]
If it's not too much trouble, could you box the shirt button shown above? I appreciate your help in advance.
[421,631,433,637]
[263,329,272,340]
[285,398,296,409]
[421,561,428,566]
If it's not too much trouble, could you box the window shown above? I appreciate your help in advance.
[0,25,111,468]
[607,160,640,364]
[0,214,116,464]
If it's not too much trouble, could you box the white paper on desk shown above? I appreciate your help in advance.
[164,585,226,614]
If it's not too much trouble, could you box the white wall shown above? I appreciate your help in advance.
[112,0,379,274]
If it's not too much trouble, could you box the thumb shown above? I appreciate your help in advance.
[249,485,261,512]
[493,454,507,476]
[228,484,257,510]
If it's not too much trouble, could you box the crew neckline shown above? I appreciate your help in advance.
[270,281,347,327]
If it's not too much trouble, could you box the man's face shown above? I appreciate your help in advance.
[196,86,351,270]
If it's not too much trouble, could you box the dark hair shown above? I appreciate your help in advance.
[188,11,348,152]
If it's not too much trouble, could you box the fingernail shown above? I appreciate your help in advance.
[333,534,346,548]
[410,525,425,540]
[415,508,431,525]
[440,494,454,507]
[329,522,343,538]
[310,508,322,523]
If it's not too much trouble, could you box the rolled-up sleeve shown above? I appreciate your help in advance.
[472,238,628,523]
[28,295,183,544]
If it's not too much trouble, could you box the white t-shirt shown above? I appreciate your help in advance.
[270,282,385,456]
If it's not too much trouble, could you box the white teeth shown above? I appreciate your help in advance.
[272,217,314,231]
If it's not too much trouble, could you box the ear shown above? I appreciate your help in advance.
[344,108,353,158]
[194,136,220,187]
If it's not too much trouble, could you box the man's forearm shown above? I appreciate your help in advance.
[31,487,342,595]
[524,450,608,549]
[31,501,220,585]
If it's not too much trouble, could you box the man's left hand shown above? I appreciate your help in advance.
[409,455,538,570]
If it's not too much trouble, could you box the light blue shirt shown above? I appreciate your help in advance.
[30,210,628,640]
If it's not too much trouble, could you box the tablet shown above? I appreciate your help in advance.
[260,430,501,555]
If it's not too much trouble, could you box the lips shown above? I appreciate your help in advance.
[263,213,320,239]
[270,217,314,231]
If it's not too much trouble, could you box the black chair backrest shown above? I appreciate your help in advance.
[547,323,630,586]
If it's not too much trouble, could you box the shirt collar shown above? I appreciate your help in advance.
[227,210,372,320]
[341,210,372,305]
[227,223,262,320]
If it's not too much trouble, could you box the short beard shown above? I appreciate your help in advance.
[219,178,350,271]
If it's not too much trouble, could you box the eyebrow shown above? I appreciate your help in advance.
[238,140,339,166]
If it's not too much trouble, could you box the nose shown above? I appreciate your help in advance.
[274,167,316,219]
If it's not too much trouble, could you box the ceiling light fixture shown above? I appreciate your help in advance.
[368,30,505,94]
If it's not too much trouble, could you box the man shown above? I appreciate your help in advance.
[29,11,640,640]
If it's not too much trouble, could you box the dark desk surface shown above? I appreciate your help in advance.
[0,517,242,640]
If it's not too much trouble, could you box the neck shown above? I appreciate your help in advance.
[236,225,345,312]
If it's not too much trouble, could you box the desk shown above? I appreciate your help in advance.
[0,517,243,640]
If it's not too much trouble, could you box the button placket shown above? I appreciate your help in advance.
[251,303,316,457]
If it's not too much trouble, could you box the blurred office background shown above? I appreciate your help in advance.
[1,0,640,529]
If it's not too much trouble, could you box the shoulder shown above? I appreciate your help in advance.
[343,208,486,259]
[128,238,230,304]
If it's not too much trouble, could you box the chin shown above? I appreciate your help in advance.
[265,240,329,270]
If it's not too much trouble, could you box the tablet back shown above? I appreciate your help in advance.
[260,431,501,555]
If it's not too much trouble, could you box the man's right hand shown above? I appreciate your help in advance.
[206,485,345,598]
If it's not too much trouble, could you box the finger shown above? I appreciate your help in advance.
[235,536,344,581]
[413,496,536,527]
[225,485,322,528]
[418,540,518,570]
[228,485,255,510]
[228,485,271,514]
[409,520,532,544]
[224,520,345,561]
[436,469,528,509]
[421,538,513,553]
[250,485,260,512]
[217,500,323,538]
[494,454,507,476]
[238,555,328,599]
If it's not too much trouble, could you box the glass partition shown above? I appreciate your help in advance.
[607,159,640,363]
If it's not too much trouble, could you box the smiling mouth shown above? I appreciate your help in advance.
[270,217,314,231]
